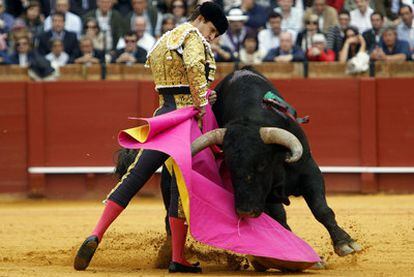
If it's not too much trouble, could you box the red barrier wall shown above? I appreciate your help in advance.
[0,78,413,198]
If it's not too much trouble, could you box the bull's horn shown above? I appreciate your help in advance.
[191,128,226,156]
[259,127,303,163]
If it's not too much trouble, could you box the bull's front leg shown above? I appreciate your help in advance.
[301,163,362,256]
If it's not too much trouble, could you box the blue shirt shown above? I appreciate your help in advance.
[397,22,414,50]
[380,39,411,60]
[263,45,305,62]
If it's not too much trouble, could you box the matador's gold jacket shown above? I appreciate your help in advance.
[145,23,216,107]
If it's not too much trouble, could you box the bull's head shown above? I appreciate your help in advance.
[191,125,303,218]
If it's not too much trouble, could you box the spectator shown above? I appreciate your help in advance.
[45,38,69,70]
[237,0,269,30]
[304,0,338,33]
[362,12,384,51]
[258,11,283,55]
[37,12,79,59]
[116,16,156,53]
[170,0,187,25]
[0,0,15,34]
[160,13,176,36]
[128,0,162,37]
[83,0,127,51]
[111,31,147,64]
[69,0,97,16]
[72,36,105,64]
[397,5,414,54]
[221,8,251,58]
[274,0,302,34]
[239,32,264,64]
[6,0,51,18]
[326,9,351,59]
[113,0,132,16]
[83,17,105,51]
[21,1,44,38]
[296,13,322,52]
[339,26,366,61]
[306,33,335,61]
[263,31,305,62]
[211,37,234,62]
[350,0,373,33]
[44,0,82,37]
[0,32,10,63]
[370,26,410,62]
[10,34,55,78]
[326,0,345,12]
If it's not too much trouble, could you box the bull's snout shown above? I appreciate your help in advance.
[236,208,262,218]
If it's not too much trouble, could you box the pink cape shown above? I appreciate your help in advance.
[118,105,320,265]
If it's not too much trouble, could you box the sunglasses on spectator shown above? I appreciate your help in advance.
[16,41,28,47]
[86,25,98,29]
[305,21,318,25]
[172,4,184,8]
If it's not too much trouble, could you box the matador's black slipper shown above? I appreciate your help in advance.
[168,261,202,273]
[74,235,99,271]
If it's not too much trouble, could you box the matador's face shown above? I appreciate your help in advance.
[197,19,219,43]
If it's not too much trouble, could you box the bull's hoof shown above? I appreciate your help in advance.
[334,240,362,256]
[310,257,327,270]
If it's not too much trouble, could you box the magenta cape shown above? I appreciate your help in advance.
[118,106,320,265]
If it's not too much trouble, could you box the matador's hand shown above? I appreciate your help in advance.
[196,106,206,120]
[208,90,217,105]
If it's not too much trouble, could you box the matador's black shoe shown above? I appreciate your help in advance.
[74,235,99,270]
[168,261,202,273]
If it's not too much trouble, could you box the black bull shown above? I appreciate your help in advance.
[116,68,362,257]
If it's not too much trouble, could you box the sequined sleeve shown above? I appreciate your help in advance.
[182,32,208,107]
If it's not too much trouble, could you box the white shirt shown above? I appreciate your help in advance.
[96,10,113,50]
[350,7,373,33]
[44,12,82,38]
[46,52,69,70]
[116,32,156,53]
[258,29,280,56]
[18,53,28,67]
[274,7,303,34]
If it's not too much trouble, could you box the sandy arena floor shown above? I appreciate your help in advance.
[0,195,413,277]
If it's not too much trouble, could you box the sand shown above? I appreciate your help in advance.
[0,195,413,276]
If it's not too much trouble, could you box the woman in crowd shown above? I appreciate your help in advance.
[296,13,322,52]
[338,26,366,62]
[21,1,44,38]
[170,0,187,25]
[239,32,264,65]
[83,17,105,51]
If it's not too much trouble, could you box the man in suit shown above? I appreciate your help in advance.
[111,31,147,64]
[37,11,80,59]
[304,0,338,33]
[362,11,384,51]
[71,36,105,64]
[83,0,127,51]
[70,0,97,16]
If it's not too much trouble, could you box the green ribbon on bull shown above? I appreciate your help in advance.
[263,91,297,118]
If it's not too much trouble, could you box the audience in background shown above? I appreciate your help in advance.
[21,1,44,38]
[128,0,162,37]
[350,0,373,33]
[72,36,105,65]
[83,17,105,51]
[69,0,97,16]
[45,38,69,70]
[397,5,414,55]
[258,11,283,56]
[274,0,302,35]
[0,0,14,34]
[239,32,264,64]
[362,11,384,51]
[296,13,322,52]
[220,8,250,58]
[83,0,127,51]
[237,0,269,30]
[304,0,338,33]
[170,0,188,25]
[211,36,235,62]
[306,33,335,61]
[326,9,351,59]
[37,12,79,59]
[112,31,147,64]
[370,26,411,62]
[116,16,155,53]
[338,26,366,61]
[263,31,305,62]
[160,13,176,36]
[44,0,82,37]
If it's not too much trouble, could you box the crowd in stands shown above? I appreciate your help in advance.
[0,0,414,78]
